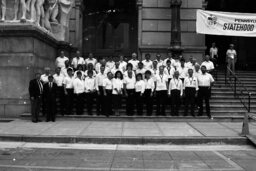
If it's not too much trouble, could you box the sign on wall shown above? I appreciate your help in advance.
[196,9,256,37]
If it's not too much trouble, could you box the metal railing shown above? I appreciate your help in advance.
[225,67,251,112]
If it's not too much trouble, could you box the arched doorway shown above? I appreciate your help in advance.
[83,0,138,59]
[206,0,256,70]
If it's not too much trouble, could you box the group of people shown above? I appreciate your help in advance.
[29,50,216,123]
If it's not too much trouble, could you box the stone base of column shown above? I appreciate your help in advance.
[0,23,75,117]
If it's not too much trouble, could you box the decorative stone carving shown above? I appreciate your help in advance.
[0,0,6,22]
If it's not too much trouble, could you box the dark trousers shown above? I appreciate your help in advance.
[46,97,56,122]
[198,87,211,117]
[156,90,167,116]
[144,89,153,116]
[56,86,65,115]
[76,93,84,115]
[65,89,74,115]
[171,90,181,116]
[97,86,104,115]
[135,92,143,115]
[126,89,135,116]
[86,92,95,115]
[31,96,42,122]
[184,87,196,116]
[42,93,46,116]
[104,90,113,116]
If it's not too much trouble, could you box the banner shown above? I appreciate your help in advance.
[196,10,256,37]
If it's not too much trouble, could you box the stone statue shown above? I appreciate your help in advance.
[0,0,6,22]
[44,0,59,31]
[34,0,45,26]
[58,0,74,27]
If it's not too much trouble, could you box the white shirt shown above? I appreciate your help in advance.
[184,76,199,91]
[144,78,155,91]
[210,47,218,57]
[135,80,145,93]
[150,68,159,81]
[106,61,115,70]
[226,49,237,59]
[56,56,69,69]
[73,78,84,94]
[185,62,193,69]
[172,60,181,69]
[123,70,136,78]
[123,76,136,89]
[119,61,127,72]
[103,78,113,90]
[193,70,202,79]
[164,66,175,79]
[201,61,215,71]
[155,60,164,70]
[168,78,183,96]
[95,73,107,90]
[53,73,64,87]
[84,77,96,93]
[136,68,146,77]
[155,74,168,91]
[63,75,74,89]
[111,68,122,75]
[40,74,49,84]
[85,58,97,67]
[112,78,123,95]
[71,57,85,69]
[128,59,139,71]
[142,60,153,70]
[177,67,188,79]
[198,73,214,87]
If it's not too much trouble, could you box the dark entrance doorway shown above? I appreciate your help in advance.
[83,0,138,59]
[206,0,256,70]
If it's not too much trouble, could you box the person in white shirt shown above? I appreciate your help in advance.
[84,63,97,77]
[210,42,218,66]
[136,62,146,78]
[73,71,85,115]
[112,71,124,116]
[164,53,175,67]
[40,67,51,84]
[201,55,215,74]
[226,44,237,75]
[164,59,175,84]
[95,66,107,115]
[85,53,97,69]
[53,67,65,115]
[155,66,168,116]
[124,70,136,116]
[184,68,198,117]
[63,68,74,115]
[135,73,145,115]
[185,56,194,69]
[103,72,114,117]
[123,63,136,78]
[142,53,153,70]
[151,60,159,81]
[95,59,105,74]
[168,71,183,116]
[177,59,188,82]
[144,70,155,116]
[119,54,127,73]
[71,50,85,70]
[197,65,214,119]
[40,67,51,116]
[84,70,97,115]
[55,51,69,70]
[155,53,164,70]
[172,58,181,70]
[74,65,85,79]
[106,56,115,71]
[128,52,139,71]
[111,61,122,75]
[193,64,202,79]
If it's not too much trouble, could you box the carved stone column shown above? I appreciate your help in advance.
[168,0,183,58]
[137,0,143,60]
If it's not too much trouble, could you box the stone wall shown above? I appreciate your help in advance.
[0,24,74,117]
[138,0,206,62]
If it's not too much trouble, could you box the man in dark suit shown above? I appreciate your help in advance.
[43,75,57,122]
[29,73,43,123]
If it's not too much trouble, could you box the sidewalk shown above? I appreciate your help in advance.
[0,119,255,144]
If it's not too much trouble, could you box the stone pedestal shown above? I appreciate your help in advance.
[0,23,74,117]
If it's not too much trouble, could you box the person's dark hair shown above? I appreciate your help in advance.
[138,62,143,66]
[180,58,185,62]
[48,75,54,79]
[145,53,150,57]
[115,71,123,80]
[107,71,112,76]
[126,63,133,70]
[77,71,82,75]
[67,68,73,72]
[166,60,171,64]
[201,65,206,69]
[145,70,152,76]
[77,64,83,70]
[136,73,143,81]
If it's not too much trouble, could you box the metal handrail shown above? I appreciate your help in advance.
[225,67,251,112]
